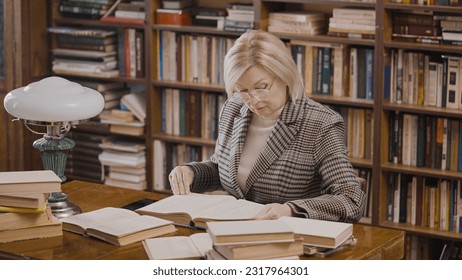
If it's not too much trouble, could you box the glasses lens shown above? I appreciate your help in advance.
[251,89,269,101]
[233,92,249,103]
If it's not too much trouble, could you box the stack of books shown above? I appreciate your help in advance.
[327,8,376,39]
[66,131,108,183]
[98,91,146,136]
[191,7,227,28]
[268,11,326,36]
[100,0,145,24]
[142,220,303,260]
[113,0,145,20]
[438,13,462,46]
[59,0,116,19]
[223,2,254,32]
[205,220,303,260]
[98,137,147,190]
[279,216,355,257]
[0,171,63,243]
[48,26,119,78]
[392,12,442,45]
[79,79,129,110]
[155,0,193,26]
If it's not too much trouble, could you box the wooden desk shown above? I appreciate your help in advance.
[0,181,405,260]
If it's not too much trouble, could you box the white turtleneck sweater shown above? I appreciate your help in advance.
[237,108,283,191]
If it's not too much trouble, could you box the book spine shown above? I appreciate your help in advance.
[446,57,459,109]
[321,47,332,95]
[365,48,374,100]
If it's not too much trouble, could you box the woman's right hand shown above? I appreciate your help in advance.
[168,166,194,195]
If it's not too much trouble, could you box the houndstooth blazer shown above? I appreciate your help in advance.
[187,96,365,223]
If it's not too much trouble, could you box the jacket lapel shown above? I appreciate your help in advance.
[243,100,302,195]
[228,105,252,198]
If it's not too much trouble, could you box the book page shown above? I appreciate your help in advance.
[62,207,141,231]
[190,233,213,256]
[207,219,294,237]
[197,199,264,220]
[88,215,173,237]
[279,216,352,239]
[143,236,203,260]
[136,193,237,220]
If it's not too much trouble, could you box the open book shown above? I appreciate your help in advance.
[143,233,212,260]
[61,207,176,246]
[136,193,265,228]
[279,216,353,249]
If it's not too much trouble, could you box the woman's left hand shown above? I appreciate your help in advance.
[255,203,292,220]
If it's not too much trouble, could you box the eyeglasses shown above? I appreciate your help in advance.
[233,79,275,103]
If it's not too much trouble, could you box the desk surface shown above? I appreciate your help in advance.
[0,181,405,260]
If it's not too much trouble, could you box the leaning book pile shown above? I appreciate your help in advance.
[0,170,63,243]
[205,220,304,260]
[143,219,304,260]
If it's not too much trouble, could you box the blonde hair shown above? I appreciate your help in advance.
[223,30,305,101]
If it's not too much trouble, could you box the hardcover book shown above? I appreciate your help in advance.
[143,232,212,260]
[0,215,62,243]
[61,207,176,246]
[136,193,265,228]
[279,216,353,249]
[213,238,303,260]
[0,206,53,231]
[0,193,48,209]
[0,170,61,194]
[206,219,295,245]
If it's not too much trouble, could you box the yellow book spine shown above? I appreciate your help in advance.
[0,201,47,213]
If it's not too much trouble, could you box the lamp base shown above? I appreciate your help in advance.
[48,192,81,219]
[48,200,82,219]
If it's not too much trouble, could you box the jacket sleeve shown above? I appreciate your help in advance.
[185,154,223,193]
[286,114,365,223]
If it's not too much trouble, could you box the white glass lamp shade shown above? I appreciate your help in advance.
[3,76,104,123]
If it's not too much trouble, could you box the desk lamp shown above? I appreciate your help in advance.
[3,76,104,218]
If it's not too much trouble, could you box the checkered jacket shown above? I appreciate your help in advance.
[187,97,365,223]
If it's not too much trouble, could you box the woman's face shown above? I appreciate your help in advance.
[234,66,288,118]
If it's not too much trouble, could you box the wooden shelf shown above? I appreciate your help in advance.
[152,80,226,93]
[382,101,462,118]
[53,18,146,29]
[380,221,462,242]
[384,41,462,55]
[262,0,376,7]
[309,95,374,109]
[381,163,462,181]
[384,3,462,13]
[153,134,216,147]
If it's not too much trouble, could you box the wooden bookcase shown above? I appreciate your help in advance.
[43,0,462,258]
[0,0,49,173]
[378,1,462,258]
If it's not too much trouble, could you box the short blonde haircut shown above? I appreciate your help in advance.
[223,30,305,101]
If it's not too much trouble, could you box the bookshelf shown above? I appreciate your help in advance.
[48,0,153,189]
[379,1,462,258]
[42,0,462,258]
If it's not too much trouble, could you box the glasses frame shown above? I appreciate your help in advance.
[233,78,276,103]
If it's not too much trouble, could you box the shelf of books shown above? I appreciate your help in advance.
[150,0,248,193]
[48,0,151,191]
[257,0,380,225]
[380,1,462,259]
